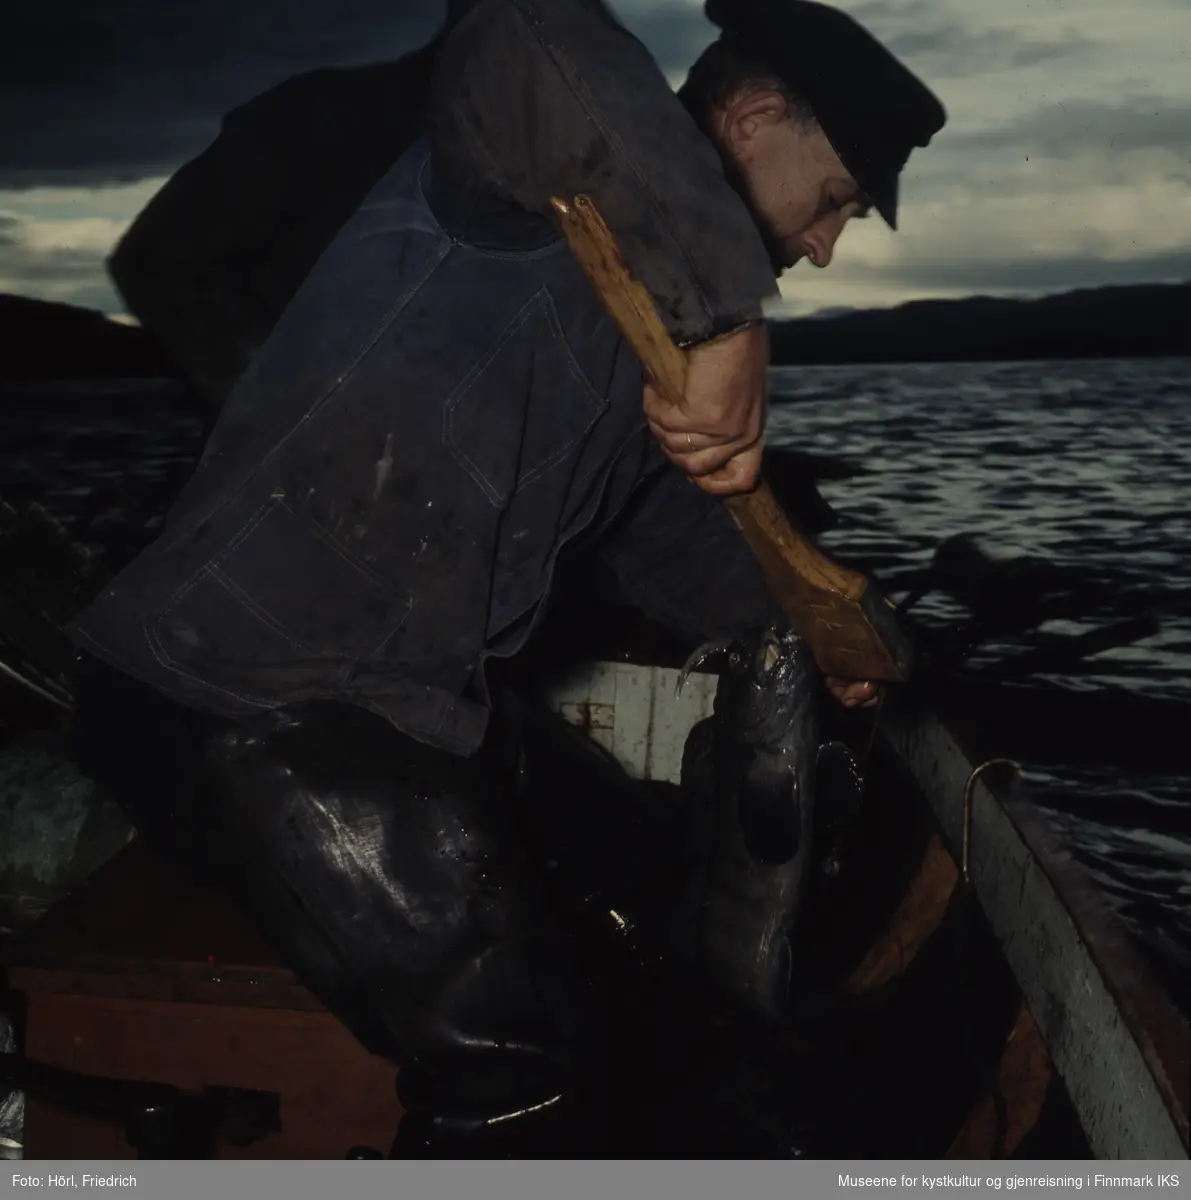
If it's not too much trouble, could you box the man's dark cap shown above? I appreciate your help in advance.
[704,0,947,229]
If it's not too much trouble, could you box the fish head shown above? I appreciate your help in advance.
[698,623,817,754]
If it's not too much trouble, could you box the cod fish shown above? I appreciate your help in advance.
[676,622,861,1023]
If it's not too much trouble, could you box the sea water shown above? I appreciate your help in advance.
[1,358,1188,1010]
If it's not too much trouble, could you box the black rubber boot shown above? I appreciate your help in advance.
[71,658,613,1159]
[390,1100,602,1159]
[72,656,837,1159]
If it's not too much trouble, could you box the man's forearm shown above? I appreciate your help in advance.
[430,0,779,346]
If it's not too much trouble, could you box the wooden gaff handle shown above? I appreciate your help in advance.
[550,194,914,683]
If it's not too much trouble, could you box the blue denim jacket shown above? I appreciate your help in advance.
[432,0,780,345]
[70,140,775,755]
[106,1,780,419]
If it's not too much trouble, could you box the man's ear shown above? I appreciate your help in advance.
[721,89,793,151]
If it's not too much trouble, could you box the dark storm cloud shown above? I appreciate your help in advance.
[844,0,1093,79]
[950,98,1191,160]
[0,0,727,191]
[621,0,1092,86]
[0,0,448,188]
[1,0,1110,191]
[612,3,717,77]
[880,24,1093,79]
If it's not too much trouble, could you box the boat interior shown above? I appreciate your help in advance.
[0,463,1188,1160]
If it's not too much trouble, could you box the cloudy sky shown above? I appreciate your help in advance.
[1,0,1188,319]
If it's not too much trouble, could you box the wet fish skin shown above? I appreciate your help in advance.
[679,622,821,1022]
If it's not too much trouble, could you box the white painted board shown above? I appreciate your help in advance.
[539,660,719,785]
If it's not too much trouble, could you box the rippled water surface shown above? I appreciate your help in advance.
[1,359,1189,1012]
[768,358,1190,1010]
[769,359,1191,698]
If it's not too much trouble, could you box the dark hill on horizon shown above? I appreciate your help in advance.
[0,294,175,383]
[771,282,1191,365]
[1,282,1188,384]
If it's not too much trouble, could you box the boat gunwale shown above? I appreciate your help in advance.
[883,692,1189,1158]
[997,771,1190,1145]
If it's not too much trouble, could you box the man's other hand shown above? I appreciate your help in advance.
[644,322,768,496]
[825,677,882,709]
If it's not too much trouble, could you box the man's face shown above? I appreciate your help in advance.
[712,90,872,274]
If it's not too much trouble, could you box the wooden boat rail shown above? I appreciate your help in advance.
[880,691,1190,1160]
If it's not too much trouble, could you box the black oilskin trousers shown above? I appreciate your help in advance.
[69,653,835,1159]
[69,652,624,1157]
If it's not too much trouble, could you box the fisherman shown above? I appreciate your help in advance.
[69,0,945,1158]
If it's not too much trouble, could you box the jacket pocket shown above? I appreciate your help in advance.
[150,497,413,673]
[443,287,608,507]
